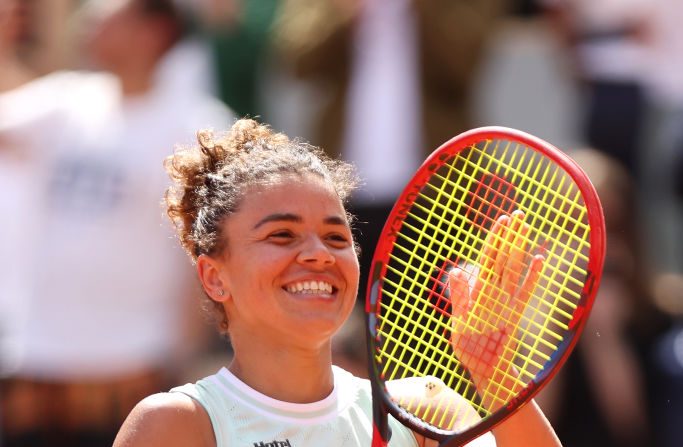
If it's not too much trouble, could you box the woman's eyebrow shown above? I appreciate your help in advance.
[252,213,301,229]
[252,214,348,230]
[324,216,349,226]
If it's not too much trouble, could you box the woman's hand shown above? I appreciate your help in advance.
[448,211,544,410]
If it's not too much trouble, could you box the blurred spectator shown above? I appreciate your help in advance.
[193,0,279,118]
[534,148,665,447]
[274,0,508,295]
[538,0,650,177]
[531,3,683,445]
[0,0,233,445]
[638,2,683,446]
[638,0,683,276]
[0,0,37,393]
[3,0,79,75]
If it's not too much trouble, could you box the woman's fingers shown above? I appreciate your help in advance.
[448,267,472,319]
[478,215,508,278]
[492,217,512,284]
[517,254,545,309]
[502,211,530,299]
[476,211,542,329]
[473,214,509,301]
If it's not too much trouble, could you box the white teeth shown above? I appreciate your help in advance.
[286,281,333,295]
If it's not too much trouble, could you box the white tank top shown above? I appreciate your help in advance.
[171,366,417,447]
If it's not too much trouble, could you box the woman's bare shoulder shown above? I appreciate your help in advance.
[113,392,215,447]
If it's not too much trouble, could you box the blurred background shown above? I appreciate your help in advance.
[1,0,682,446]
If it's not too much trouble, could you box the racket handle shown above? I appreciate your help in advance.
[371,383,391,447]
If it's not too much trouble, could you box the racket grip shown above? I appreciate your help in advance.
[371,383,391,447]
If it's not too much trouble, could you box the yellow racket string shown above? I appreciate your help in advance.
[375,139,592,432]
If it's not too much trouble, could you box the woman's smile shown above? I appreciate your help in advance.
[284,279,336,297]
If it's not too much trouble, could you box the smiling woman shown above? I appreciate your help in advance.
[163,119,359,337]
[112,119,562,447]
[197,175,360,355]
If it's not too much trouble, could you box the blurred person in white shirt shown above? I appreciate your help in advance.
[0,1,234,445]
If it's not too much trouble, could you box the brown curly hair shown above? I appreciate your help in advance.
[164,118,359,334]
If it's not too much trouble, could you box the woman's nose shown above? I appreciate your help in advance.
[297,235,335,266]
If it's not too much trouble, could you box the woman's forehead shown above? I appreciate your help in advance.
[239,173,346,216]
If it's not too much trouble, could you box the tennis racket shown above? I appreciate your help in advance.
[365,127,605,446]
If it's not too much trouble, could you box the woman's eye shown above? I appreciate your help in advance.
[327,234,350,245]
[268,231,294,241]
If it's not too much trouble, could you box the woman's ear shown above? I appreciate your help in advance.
[197,254,230,302]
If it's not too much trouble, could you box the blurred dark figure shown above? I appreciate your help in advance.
[274,0,509,296]
[534,149,667,447]
[510,0,542,17]
[651,320,683,447]
[539,0,649,178]
[637,0,683,276]
[194,0,279,118]
[0,1,233,446]
[638,4,683,446]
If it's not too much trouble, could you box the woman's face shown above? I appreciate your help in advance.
[213,174,360,349]
[82,0,143,71]
[0,0,27,45]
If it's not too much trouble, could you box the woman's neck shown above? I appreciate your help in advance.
[227,335,335,404]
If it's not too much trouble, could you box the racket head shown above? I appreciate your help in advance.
[365,127,605,445]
